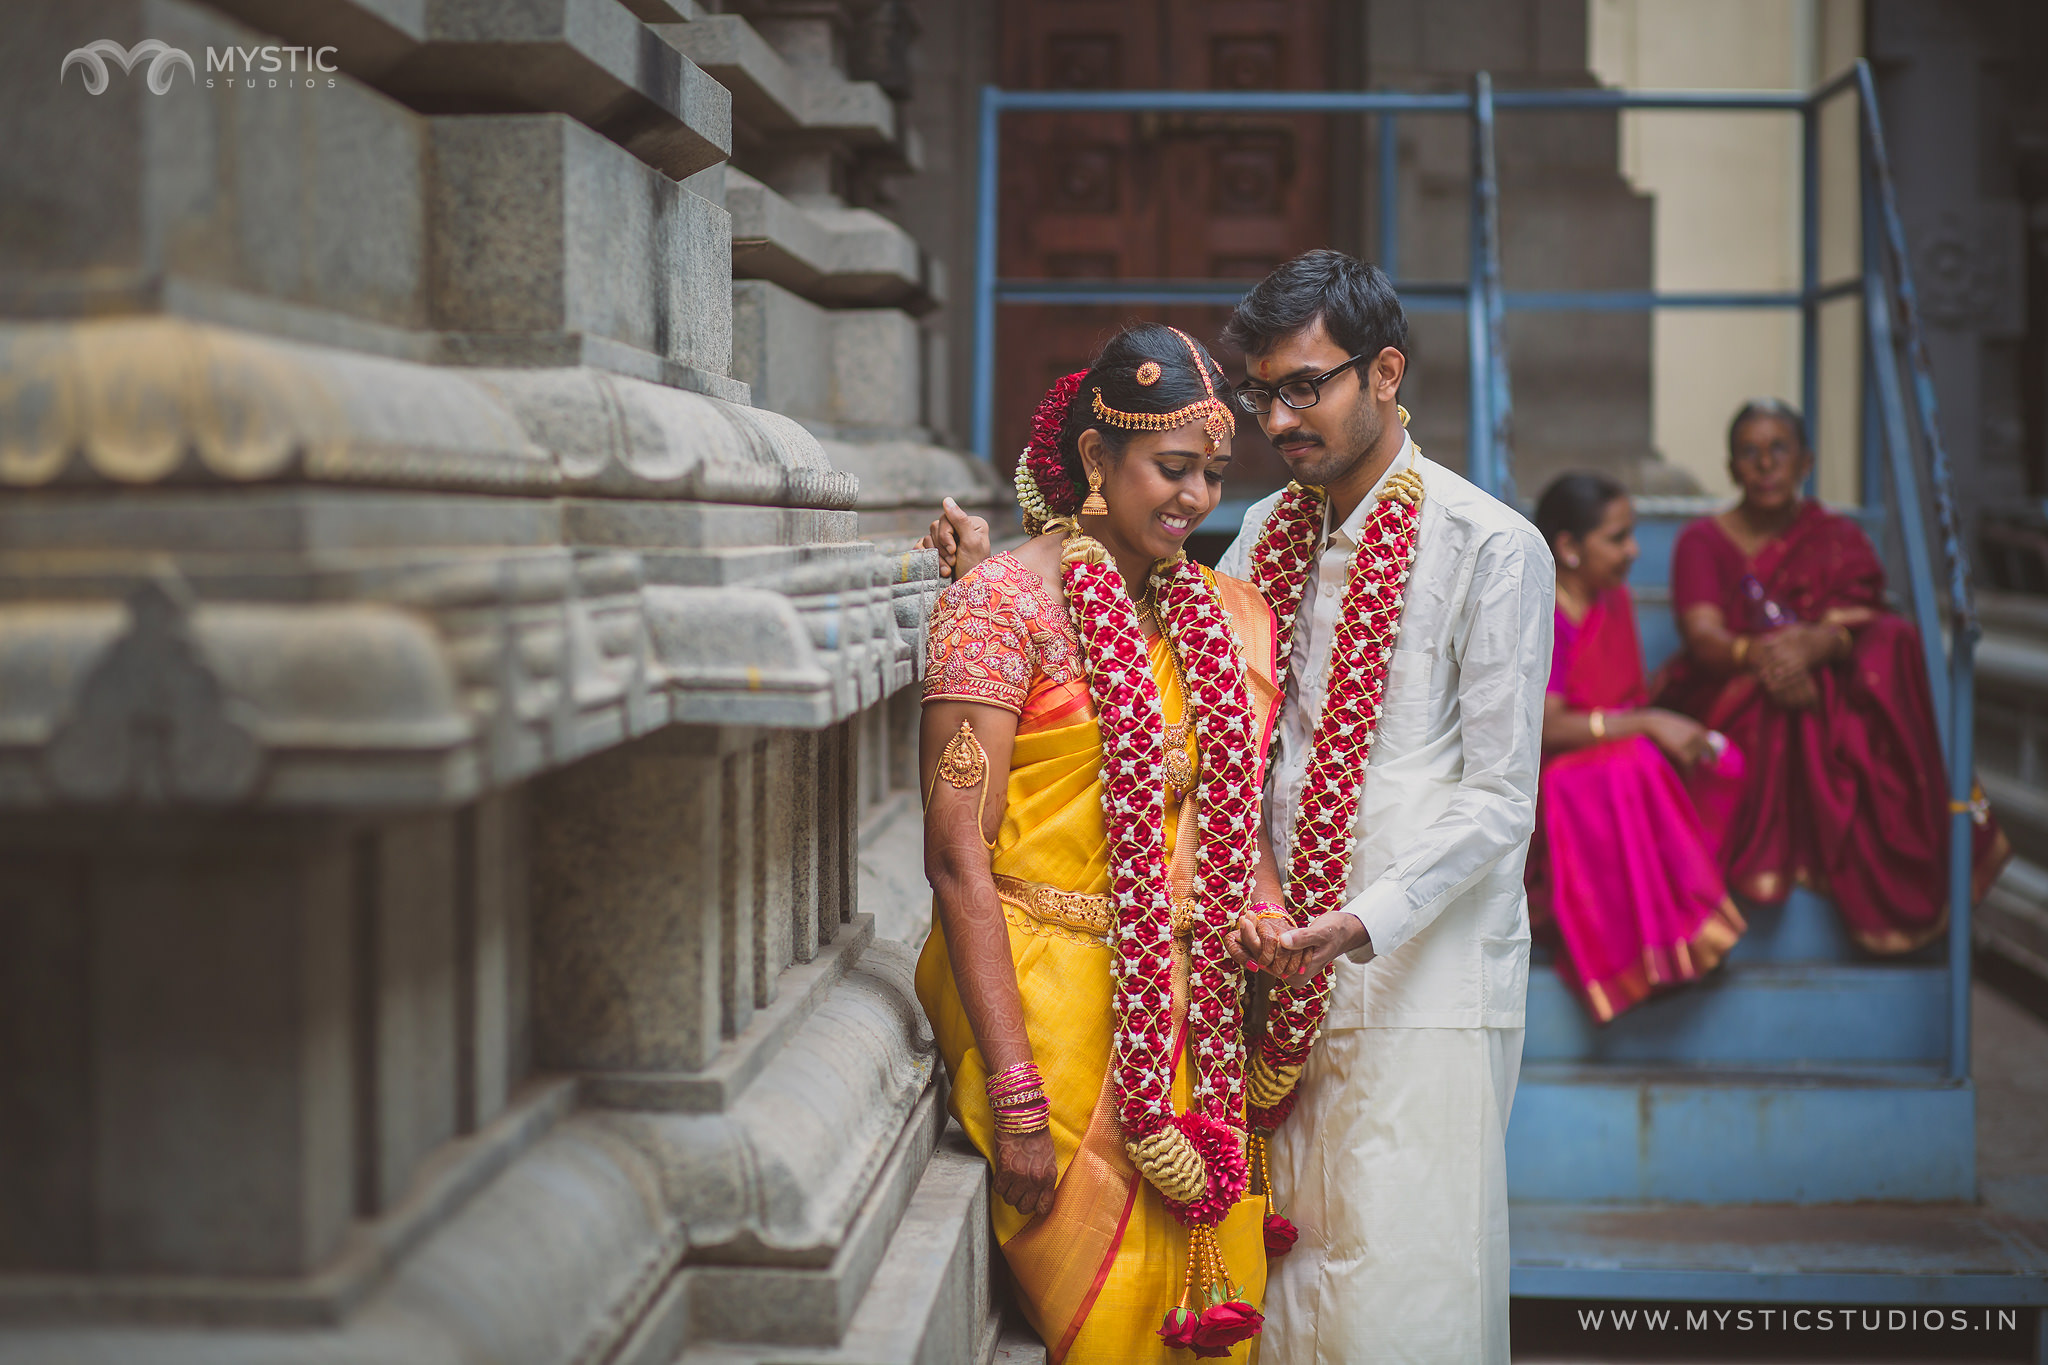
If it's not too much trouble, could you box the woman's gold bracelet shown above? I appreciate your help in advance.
[1588,708,1607,741]
[1730,635,1752,669]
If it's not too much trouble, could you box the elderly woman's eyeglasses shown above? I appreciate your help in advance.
[1234,355,1368,415]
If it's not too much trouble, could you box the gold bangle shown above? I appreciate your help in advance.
[1588,708,1607,741]
[1730,635,1752,669]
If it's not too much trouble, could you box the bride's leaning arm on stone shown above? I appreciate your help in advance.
[919,696,1057,1216]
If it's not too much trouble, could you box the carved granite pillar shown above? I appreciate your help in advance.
[0,0,990,1360]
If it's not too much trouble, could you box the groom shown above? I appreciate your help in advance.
[1215,249,1549,1364]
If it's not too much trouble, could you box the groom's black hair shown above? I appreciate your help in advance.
[1221,249,1408,363]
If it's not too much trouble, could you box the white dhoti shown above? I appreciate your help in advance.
[1263,1025,1524,1365]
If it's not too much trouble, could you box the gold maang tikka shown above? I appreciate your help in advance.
[1089,327,1237,454]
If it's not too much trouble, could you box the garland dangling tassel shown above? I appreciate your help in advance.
[1249,1133,1298,1256]
[1158,1223,1264,1358]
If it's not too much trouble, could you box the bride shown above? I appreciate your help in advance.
[913,323,1308,1362]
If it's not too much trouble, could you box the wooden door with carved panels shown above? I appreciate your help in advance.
[997,0,1334,514]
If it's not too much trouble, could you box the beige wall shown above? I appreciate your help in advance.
[1587,0,1863,503]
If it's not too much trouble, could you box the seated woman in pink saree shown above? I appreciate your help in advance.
[1528,474,1746,1022]
[1656,399,2010,953]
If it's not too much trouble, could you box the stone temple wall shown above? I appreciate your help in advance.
[0,1,1007,1361]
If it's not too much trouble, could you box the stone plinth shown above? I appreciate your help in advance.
[0,0,992,1360]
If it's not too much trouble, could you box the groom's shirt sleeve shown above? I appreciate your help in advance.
[1340,524,1554,961]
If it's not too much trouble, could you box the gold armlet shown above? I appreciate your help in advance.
[926,719,997,849]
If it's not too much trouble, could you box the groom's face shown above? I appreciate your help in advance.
[1243,318,1381,489]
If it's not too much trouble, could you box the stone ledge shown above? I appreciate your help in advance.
[821,437,1006,514]
[0,536,940,806]
[0,1079,576,1329]
[0,941,940,1363]
[581,915,877,1114]
[156,0,730,180]
[679,1082,945,1344]
[602,938,935,1266]
[727,169,938,313]
[670,1130,1000,1365]
[657,15,895,145]
[0,318,846,508]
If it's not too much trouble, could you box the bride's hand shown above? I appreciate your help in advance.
[993,1127,1058,1216]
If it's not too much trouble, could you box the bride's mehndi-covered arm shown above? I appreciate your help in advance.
[920,700,1056,1216]
[1229,824,1309,977]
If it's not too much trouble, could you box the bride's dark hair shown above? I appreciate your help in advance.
[1054,324,1234,492]
[1016,324,1234,529]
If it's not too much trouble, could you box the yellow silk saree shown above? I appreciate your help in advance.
[915,556,1281,1364]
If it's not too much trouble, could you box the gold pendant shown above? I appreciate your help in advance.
[1163,719,1195,797]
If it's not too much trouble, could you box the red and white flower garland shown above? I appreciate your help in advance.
[1060,536,1262,1224]
[1243,471,1424,1131]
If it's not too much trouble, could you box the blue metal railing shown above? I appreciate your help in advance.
[971,63,1977,1078]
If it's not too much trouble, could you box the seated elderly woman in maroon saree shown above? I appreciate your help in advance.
[1656,399,2009,953]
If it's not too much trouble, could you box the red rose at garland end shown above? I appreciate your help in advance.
[1158,1306,1203,1352]
[1263,1212,1299,1255]
[1189,1300,1265,1356]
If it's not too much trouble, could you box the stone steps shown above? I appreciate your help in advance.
[674,1128,1006,1365]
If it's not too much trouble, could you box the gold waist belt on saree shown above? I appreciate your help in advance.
[993,874,1196,942]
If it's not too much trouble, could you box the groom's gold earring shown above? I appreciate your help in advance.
[1081,466,1109,517]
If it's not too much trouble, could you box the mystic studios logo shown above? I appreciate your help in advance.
[61,39,339,93]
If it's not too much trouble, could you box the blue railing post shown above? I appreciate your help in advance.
[1950,636,1978,1081]
[1378,111,1400,280]
[1800,97,1821,477]
[1865,269,1953,754]
[1475,74,1515,508]
[1854,58,1978,1082]
[1466,75,1494,496]
[971,85,1001,463]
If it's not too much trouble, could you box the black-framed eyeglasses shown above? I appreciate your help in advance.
[1234,355,1368,415]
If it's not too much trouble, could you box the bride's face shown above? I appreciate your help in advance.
[1079,425,1232,565]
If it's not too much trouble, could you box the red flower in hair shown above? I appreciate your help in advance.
[1024,369,1088,516]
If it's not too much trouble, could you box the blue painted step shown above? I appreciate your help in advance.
[1726,886,1869,963]
[1510,1202,2048,1306]
[1507,1063,1976,1204]
[1531,888,1876,968]
[1525,962,1949,1065]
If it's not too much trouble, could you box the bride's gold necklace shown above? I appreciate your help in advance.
[1136,588,1198,801]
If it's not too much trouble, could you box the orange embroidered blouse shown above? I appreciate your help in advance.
[922,552,1082,713]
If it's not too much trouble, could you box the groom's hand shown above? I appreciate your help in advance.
[1271,911,1373,983]
[916,498,991,580]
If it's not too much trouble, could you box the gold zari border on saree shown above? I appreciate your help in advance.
[994,874,1196,941]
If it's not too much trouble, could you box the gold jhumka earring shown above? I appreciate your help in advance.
[1081,466,1110,516]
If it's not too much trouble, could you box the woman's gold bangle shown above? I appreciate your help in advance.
[1588,708,1607,741]
[1730,635,1752,669]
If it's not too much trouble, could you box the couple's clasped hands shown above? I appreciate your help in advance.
[1224,907,1373,983]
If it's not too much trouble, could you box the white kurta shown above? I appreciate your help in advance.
[1217,436,1552,1364]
